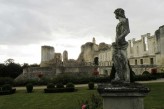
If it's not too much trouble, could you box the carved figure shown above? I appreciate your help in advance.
[112,8,130,83]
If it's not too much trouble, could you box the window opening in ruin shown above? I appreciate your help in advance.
[144,37,148,51]
[94,57,99,65]
[150,58,154,65]
[137,46,139,55]
[135,60,137,65]
[140,59,143,65]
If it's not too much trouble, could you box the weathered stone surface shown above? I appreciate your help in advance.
[112,8,130,83]
[97,83,150,109]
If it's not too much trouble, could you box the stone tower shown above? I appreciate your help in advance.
[92,37,96,44]
[63,50,68,62]
[40,45,55,67]
[41,46,54,62]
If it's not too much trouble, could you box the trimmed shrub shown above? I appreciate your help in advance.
[44,88,75,93]
[47,83,55,89]
[88,82,94,90]
[142,71,150,75]
[66,82,75,88]
[26,83,33,93]
[134,75,157,81]
[56,83,64,88]
[2,84,12,91]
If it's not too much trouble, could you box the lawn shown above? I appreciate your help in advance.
[0,87,97,109]
[144,82,164,109]
[0,83,164,109]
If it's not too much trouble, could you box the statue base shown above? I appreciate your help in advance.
[97,83,150,109]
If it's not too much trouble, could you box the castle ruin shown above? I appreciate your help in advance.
[16,25,164,80]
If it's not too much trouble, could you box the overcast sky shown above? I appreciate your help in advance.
[0,0,164,64]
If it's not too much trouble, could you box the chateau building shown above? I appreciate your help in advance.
[16,25,164,80]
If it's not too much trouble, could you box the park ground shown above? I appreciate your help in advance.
[0,79,164,109]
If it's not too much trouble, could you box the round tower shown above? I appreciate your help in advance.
[63,50,68,62]
[92,37,96,44]
[41,46,54,62]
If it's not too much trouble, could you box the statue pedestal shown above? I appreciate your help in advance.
[97,83,150,109]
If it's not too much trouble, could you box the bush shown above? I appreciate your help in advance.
[2,84,12,91]
[47,83,55,89]
[142,71,150,75]
[0,77,13,85]
[88,82,94,90]
[44,87,75,93]
[66,82,75,88]
[0,84,16,95]
[26,83,33,93]
[134,74,157,81]
[56,83,64,88]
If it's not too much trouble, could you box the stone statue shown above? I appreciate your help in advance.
[112,8,130,83]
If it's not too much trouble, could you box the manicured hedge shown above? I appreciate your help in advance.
[88,82,94,90]
[0,88,16,95]
[44,88,75,93]
[26,83,33,93]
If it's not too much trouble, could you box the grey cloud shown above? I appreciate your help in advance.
[0,0,164,45]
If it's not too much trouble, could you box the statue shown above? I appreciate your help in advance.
[112,8,130,83]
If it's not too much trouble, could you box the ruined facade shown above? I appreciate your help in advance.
[15,26,164,80]
[98,25,164,75]
[40,45,62,67]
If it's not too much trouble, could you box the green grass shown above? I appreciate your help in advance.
[144,82,164,109]
[0,83,164,109]
[0,87,97,109]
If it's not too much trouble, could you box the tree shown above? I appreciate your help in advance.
[4,58,14,65]
[0,59,23,78]
[22,63,29,69]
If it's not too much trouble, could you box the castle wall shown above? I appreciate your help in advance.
[98,25,164,75]
[77,42,99,63]
[156,25,164,65]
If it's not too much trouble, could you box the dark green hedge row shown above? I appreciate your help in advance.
[44,87,75,93]
[13,73,164,86]
[0,88,16,95]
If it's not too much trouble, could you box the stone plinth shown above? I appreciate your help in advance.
[97,83,150,109]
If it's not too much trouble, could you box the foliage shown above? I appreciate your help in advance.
[0,83,164,108]
[2,84,12,91]
[0,60,23,79]
[79,94,102,109]
[52,73,111,85]
[47,83,55,89]
[56,83,64,88]
[142,71,150,75]
[0,77,14,85]
[88,82,94,90]
[134,74,157,81]
[44,87,75,93]
[90,94,102,109]
[45,82,75,93]
[29,64,40,67]
[66,82,75,88]
[26,83,33,93]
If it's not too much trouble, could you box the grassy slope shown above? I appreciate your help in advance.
[0,83,164,109]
